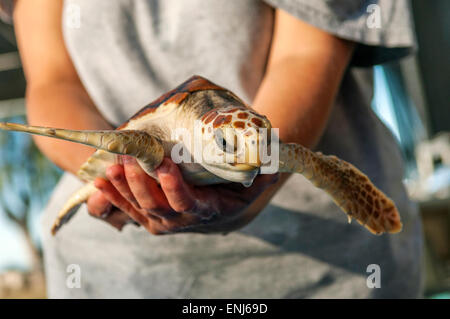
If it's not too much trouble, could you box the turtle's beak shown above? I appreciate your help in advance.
[242,125,271,168]
[228,163,259,171]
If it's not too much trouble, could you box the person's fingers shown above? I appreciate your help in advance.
[121,156,173,218]
[106,164,140,209]
[86,191,135,230]
[156,158,196,213]
[87,190,112,218]
[94,177,152,226]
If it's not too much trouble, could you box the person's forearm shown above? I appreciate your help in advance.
[13,0,112,175]
[254,52,353,148]
[26,82,112,174]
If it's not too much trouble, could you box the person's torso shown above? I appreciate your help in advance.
[40,0,422,298]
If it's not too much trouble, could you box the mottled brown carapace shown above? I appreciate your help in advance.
[118,75,227,129]
[203,111,218,124]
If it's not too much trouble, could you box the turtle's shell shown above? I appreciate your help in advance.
[117,75,228,129]
[78,75,250,185]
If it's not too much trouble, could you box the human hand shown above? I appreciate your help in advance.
[87,156,278,234]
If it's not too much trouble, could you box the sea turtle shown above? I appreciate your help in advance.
[0,75,402,235]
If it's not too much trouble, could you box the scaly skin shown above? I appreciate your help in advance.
[278,143,402,234]
[0,122,164,174]
[50,183,97,235]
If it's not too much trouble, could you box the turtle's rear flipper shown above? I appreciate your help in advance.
[51,183,97,235]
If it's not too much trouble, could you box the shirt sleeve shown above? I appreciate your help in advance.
[262,0,417,66]
[0,0,13,24]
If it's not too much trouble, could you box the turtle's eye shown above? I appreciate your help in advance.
[214,129,236,153]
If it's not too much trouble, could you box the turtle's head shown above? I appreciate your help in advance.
[197,106,272,184]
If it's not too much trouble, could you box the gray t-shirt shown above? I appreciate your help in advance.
[20,0,423,298]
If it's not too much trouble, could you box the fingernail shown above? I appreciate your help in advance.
[157,159,171,174]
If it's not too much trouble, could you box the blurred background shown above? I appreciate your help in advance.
[0,0,449,299]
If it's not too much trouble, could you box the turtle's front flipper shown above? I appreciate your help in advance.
[0,122,164,174]
[278,143,402,235]
[51,183,97,235]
